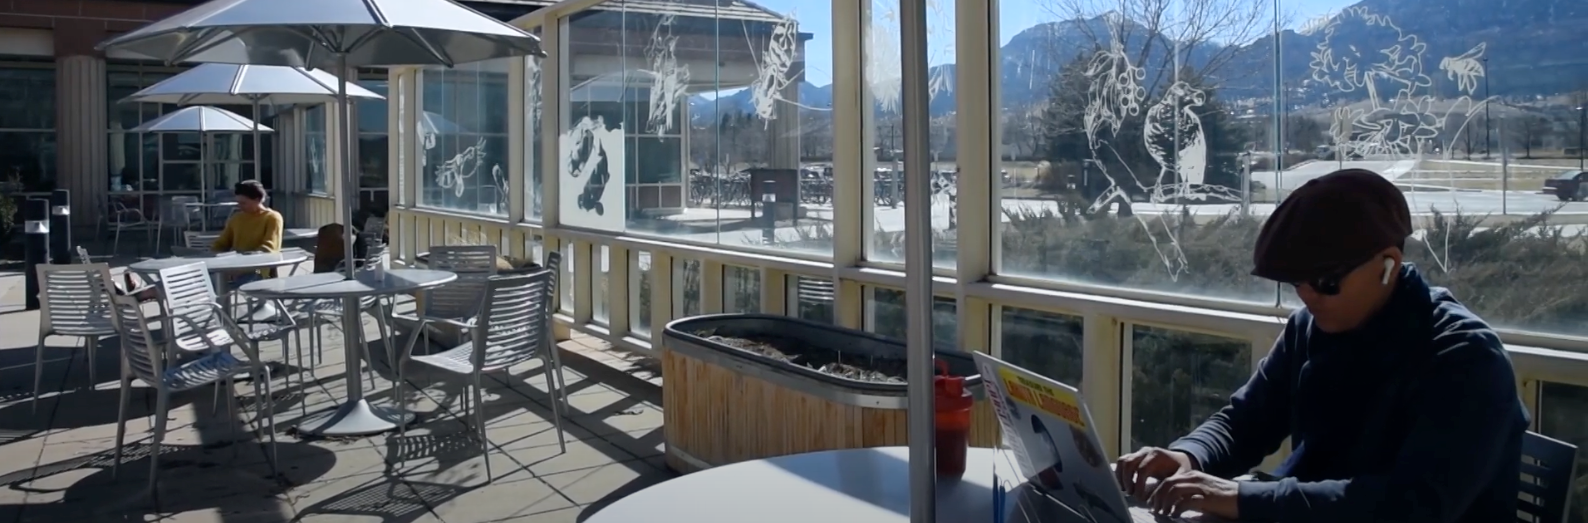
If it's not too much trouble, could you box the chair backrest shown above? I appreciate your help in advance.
[360,215,386,246]
[107,293,165,386]
[471,270,554,372]
[155,262,220,333]
[543,251,562,310]
[1521,431,1579,523]
[166,196,201,224]
[36,263,118,333]
[419,246,495,318]
[183,231,210,249]
[428,245,499,275]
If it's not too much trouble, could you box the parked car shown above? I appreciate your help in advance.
[1543,170,1588,202]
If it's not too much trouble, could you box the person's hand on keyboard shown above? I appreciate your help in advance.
[1144,470,1239,520]
[1114,447,1196,500]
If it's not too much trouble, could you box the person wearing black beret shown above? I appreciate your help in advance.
[1114,169,1528,523]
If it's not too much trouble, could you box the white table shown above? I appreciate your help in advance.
[585,447,1095,523]
[128,248,312,302]
[238,269,459,436]
[188,228,320,243]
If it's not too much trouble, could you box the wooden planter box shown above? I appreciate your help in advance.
[660,314,1001,474]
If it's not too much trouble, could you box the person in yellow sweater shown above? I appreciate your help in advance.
[212,180,283,285]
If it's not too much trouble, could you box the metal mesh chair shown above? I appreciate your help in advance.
[395,270,566,481]
[32,264,121,411]
[1520,431,1579,523]
[108,291,277,497]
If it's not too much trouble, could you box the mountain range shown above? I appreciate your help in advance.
[690,0,1588,122]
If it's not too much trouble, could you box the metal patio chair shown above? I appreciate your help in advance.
[32,263,121,411]
[108,291,277,497]
[395,269,566,481]
[1520,431,1578,523]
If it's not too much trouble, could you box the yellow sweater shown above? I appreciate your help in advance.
[212,209,284,253]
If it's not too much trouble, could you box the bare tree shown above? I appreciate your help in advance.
[1514,115,1550,159]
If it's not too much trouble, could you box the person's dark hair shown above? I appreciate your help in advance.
[1031,414,1047,434]
[234,180,267,201]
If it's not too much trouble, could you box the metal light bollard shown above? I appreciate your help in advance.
[23,198,49,310]
[49,189,71,265]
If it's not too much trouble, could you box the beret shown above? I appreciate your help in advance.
[1252,168,1412,282]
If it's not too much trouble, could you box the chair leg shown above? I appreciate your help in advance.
[224,376,241,450]
[252,364,277,474]
[147,390,171,499]
[542,353,568,454]
[84,336,99,389]
[112,359,132,481]
[31,334,46,414]
[471,371,490,483]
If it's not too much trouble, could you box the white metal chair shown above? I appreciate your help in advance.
[108,291,277,498]
[155,262,297,371]
[395,269,567,481]
[106,199,156,256]
[32,264,121,411]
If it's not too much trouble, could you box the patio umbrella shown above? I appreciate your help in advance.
[130,106,273,212]
[97,0,544,438]
[121,63,385,190]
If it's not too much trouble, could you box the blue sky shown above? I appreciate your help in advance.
[747,0,1360,86]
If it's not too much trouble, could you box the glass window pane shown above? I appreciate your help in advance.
[594,245,610,325]
[867,287,957,348]
[0,67,54,129]
[994,0,1281,302]
[1129,326,1251,449]
[999,307,1083,386]
[161,163,201,191]
[793,276,835,324]
[420,60,510,216]
[723,265,761,314]
[632,251,653,336]
[162,133,202,161]
[865,0,956,267]
[305,105,329,193]
[556,0,832,258]
[560,242,575,313]
[676,258,702,317]
[0,131,57,192]
[524,30,544,222]
[1540,382,1588,523]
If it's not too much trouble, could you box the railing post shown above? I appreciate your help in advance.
[48,190,71,265]
[762,179,777,245]
[23,198,49,310]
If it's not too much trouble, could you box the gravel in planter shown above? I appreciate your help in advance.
[696,330,907,384]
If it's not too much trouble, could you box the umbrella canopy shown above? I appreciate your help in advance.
[95,0,546,67]
[123,63,386,106]
[130,105,273,133]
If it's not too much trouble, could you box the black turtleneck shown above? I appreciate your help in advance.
[1167,264,1529,523]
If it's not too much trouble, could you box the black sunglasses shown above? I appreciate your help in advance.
[1290,255,1380,296]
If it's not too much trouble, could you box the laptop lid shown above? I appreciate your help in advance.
[973,352,1134,523]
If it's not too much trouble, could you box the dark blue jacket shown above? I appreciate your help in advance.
[1168,264,1528,523]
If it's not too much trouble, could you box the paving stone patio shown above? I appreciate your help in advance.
[0,266,673,523]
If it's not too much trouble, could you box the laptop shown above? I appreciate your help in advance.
[972,352,1221,523]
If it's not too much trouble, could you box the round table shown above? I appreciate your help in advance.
[128,248,312,301]
[189,228,320,243]
[584,447,1086,523]
[238,269,458,436]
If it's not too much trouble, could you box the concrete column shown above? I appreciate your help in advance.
[56,55,108,228]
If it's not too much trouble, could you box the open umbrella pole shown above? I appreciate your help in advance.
[252,99,262,183]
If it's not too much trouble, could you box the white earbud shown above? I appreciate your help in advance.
[1381,258,1396,285]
